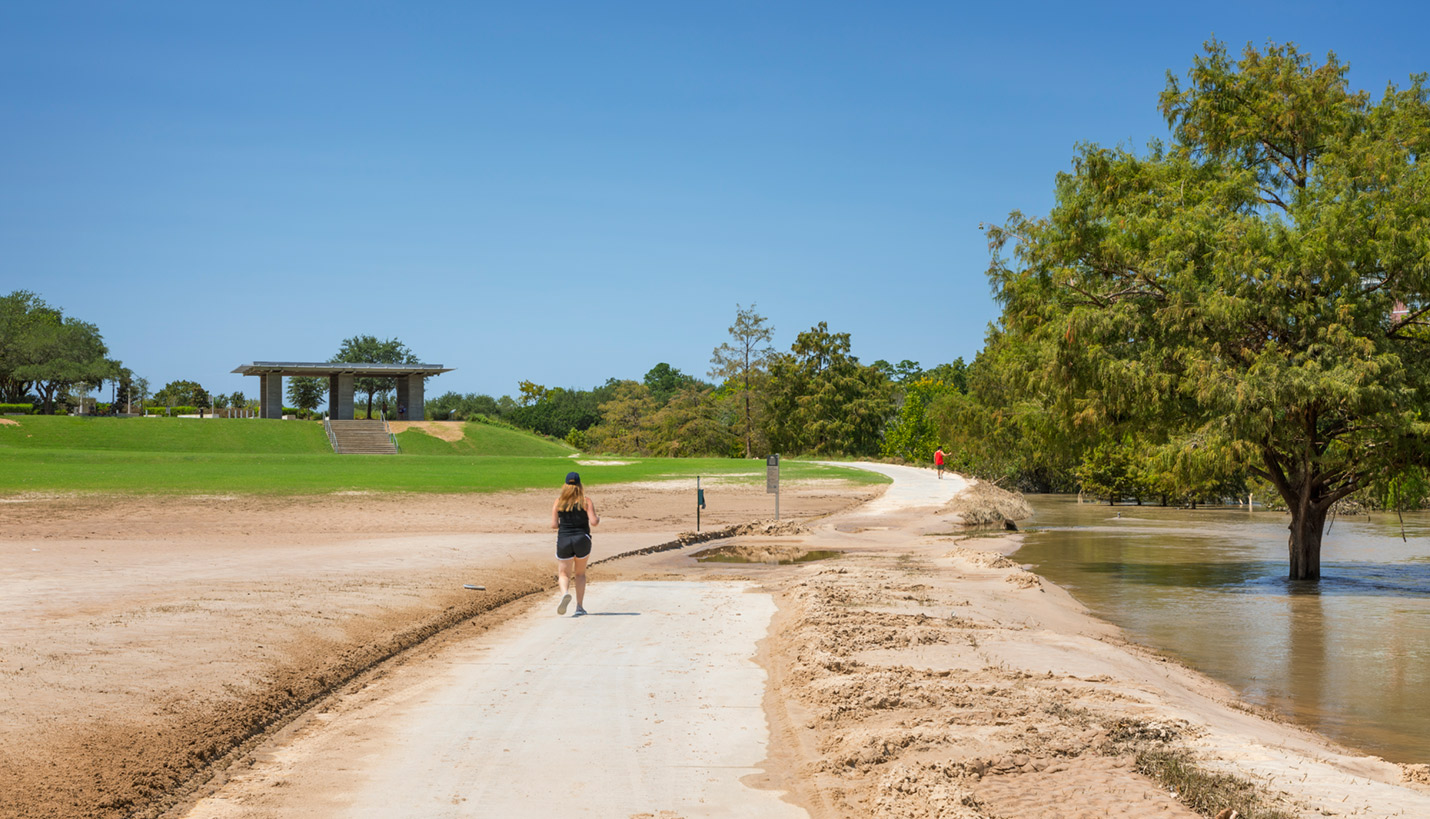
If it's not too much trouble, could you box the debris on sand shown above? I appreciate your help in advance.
[944,547,1041,590]
[945,481,1032,527]
[730,519,810,536]
[943,547,1015,569]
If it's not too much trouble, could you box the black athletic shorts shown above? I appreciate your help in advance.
[556,532,592,560]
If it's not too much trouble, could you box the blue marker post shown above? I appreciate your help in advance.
[697,476,706,531]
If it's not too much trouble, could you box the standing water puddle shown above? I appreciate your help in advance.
[695,544,841,565]
[1014,495,1430,764]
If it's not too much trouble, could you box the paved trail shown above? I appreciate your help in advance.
[181,465,962,818]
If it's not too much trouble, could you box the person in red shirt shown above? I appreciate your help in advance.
[934,446,946,479]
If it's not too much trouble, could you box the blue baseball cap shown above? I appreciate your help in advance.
[565,471,581,485]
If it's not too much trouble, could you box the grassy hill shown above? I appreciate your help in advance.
[0,416,888,495]
[0,415,331,453]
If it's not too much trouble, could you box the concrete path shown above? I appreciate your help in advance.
[183,582,807,818]
[816,461,969,519]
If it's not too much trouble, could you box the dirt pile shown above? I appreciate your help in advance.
[731,519,811,536]
[945,481,1033,527]
[764,546,1277,818]
[694,542,828,564]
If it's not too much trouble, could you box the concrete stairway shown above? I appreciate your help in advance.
[327,420,398,455]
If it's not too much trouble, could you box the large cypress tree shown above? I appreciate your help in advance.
[987,40,1430,580]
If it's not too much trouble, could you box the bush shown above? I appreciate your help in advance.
[0,403,34,415]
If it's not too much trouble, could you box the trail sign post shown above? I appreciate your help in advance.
[697,476,706,531]
[766,454,780,521]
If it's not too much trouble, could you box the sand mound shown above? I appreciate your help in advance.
[730,519,810,536]
[944,547,1016,569]
[695,543,822,564]
[387,421,466,442]
[0,418,18,426]
[945,481,1032,526]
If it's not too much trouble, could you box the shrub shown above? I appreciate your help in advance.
[0,403,34,415]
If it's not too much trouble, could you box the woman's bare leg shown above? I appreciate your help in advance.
[557,558,573,596]
[573,556,589,609]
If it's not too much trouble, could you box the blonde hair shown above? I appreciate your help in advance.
[557,483,585,512]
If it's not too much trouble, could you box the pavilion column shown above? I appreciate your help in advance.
[328,373,354,420]
[259,375,271,418]
[263,374,284,419]
[403,375,425,420]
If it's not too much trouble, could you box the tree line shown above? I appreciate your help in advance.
[426,304,970,462]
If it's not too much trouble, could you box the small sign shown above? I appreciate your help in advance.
[766,453,779,494]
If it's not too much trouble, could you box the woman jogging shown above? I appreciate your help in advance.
[551,471,599,616]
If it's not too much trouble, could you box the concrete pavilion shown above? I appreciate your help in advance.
[231,362,453,420]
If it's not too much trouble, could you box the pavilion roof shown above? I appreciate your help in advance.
[231,361,453,377]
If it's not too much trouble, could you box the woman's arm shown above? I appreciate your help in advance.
[586,498,600,528]
[551,499,561,530]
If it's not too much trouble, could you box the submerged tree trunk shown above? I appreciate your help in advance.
[1288,499,1329,581]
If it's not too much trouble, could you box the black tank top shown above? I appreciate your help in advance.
[557,506,589,536]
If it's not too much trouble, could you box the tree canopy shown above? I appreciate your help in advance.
[332,335,419,418]
[765,322,892,456]
[1,291,120,413]
[710,304,775,458]
[985,40,1430,579]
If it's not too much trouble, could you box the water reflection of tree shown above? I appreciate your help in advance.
[1286,587,1327,731]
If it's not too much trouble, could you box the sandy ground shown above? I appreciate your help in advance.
[0,480,873,819]
[7,466,1430,818]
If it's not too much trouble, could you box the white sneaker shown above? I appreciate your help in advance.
[557,593,572,615]
[574,606,587,617]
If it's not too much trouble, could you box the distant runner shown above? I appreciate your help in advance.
[934,446,946,479]
[551,471,599,616]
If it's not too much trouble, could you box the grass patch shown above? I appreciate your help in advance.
[1134,748,1295,819]
[1095,717,1294,819]
[394,422,573,457]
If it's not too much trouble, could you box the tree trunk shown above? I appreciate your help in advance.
[744,389,751,458]
[1288,503,1327,580]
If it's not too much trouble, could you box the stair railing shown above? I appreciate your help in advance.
[383,414,399,453]
[324,415,339,453]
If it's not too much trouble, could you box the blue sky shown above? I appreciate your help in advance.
[4,1,1428,403]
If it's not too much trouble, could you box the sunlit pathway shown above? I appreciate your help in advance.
[815,461,970,518]
[183,581,807,819]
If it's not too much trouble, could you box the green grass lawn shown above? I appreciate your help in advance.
[0,416,888,495]
[1,415,331,453]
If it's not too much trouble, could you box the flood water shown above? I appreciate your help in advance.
[1013,496,1430,764]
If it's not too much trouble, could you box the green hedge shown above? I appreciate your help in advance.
[146,406,201,416]
[0,403,34,415]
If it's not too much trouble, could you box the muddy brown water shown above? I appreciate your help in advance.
[1014,495,1430,764]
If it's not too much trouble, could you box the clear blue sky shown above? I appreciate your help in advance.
[4,2,1428,403]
